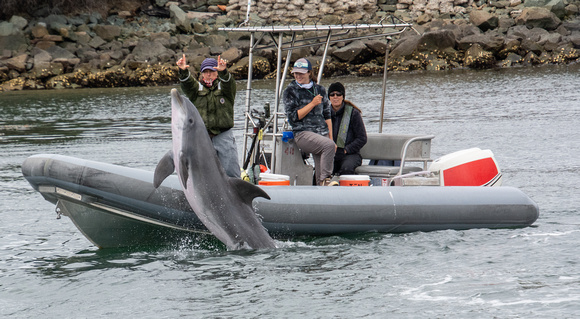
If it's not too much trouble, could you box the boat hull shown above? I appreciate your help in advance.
[22,154,539,248]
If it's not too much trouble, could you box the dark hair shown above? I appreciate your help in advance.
[308,71,317,83]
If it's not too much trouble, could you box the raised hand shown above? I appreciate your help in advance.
[177,54,189,70]
[215,55,228,71]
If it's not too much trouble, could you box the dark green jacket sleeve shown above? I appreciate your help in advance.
[178,68,199,102]
[218,69,236,105]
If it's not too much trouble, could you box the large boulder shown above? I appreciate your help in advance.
[500,52,523,67]
[540,33,562,51]
[498,37,522,59]
[0,78,26,91]
[390,35,421,58]
[31,24,49,39]
[150,32,175,49]
[565,5,579,18]
[197,34,228,48]
[4,54,29,72]
[132,40,172,62]
[521,38,544,55]
[33,62,64,79]
[457,33,505,53]
[88,36,107,49]
[170,4,192,33]
[507,25,549,42]
[0,67,8,83]
[571,34,580,49]
[0,21,28,51]
[562,21,580,32]
[70,31,92,46]
[42,14,69,34]
[9,16,28,30]
[464,44,496,69]
[220,47,243,64]
[230,55,271,79]
[93,25,121,41]
[470,10,499,32]
[45,46,77,60]
[515,7,561,31]
[331,40,374,63]
[524,0,566,19]
[498,17,516,32]
[31,49,57,79]
[545,0,567,19]
[524,0,549,5]
[417,30,456,51]
[452,24,483,42]
[365,39,388,55]
[425,57,449,71]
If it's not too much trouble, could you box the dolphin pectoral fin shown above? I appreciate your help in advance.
[153,150,175,188]
[229,178,271,206]
[179,153,189,189]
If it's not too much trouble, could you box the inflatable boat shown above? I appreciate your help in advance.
[22,153,539,248]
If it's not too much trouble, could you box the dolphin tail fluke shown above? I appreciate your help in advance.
[229,178,271,206]
[153,150,175,188]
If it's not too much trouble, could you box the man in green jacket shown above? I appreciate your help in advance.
[176,54,240,178]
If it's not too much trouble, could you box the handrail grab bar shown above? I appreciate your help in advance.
[398,135,435,176]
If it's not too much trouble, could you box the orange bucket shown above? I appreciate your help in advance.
[258,173,290,186]
[258,180,290,186]
[339,175,370,186]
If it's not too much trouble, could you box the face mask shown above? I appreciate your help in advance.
[203,78,214,87]
[297,81,313,89]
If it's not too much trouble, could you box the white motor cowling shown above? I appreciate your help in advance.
[429,148,502,186]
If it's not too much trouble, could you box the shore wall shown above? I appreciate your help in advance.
[0,0,579,91]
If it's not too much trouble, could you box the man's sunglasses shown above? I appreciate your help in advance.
[329,92,343,97]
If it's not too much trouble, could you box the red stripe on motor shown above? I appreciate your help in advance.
[442,157,499,186]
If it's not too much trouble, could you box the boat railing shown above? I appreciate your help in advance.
[219,16,417,174]
[398,135,435,173]
[355,134,435,181]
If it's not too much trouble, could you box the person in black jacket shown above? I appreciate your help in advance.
[328,82,367,175]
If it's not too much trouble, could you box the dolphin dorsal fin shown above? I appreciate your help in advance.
[229,178,271,206]
[153,150,175,188]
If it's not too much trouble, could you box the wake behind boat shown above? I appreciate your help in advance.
[21,17,539,249]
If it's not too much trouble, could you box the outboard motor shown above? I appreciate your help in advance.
[429,148,503,186]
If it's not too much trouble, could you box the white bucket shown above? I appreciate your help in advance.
[258,173,290,186]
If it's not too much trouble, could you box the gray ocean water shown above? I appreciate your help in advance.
[1,65,579,318]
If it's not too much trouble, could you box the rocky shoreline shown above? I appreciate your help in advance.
[0,0,579,91]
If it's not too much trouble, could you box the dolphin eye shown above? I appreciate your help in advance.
[188,118,193,124]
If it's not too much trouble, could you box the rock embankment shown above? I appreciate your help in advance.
[0,0,579,91]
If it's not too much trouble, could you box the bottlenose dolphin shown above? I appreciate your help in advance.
[153,89,277,250]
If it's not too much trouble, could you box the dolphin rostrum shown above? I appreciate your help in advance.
[153,89,277,250]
